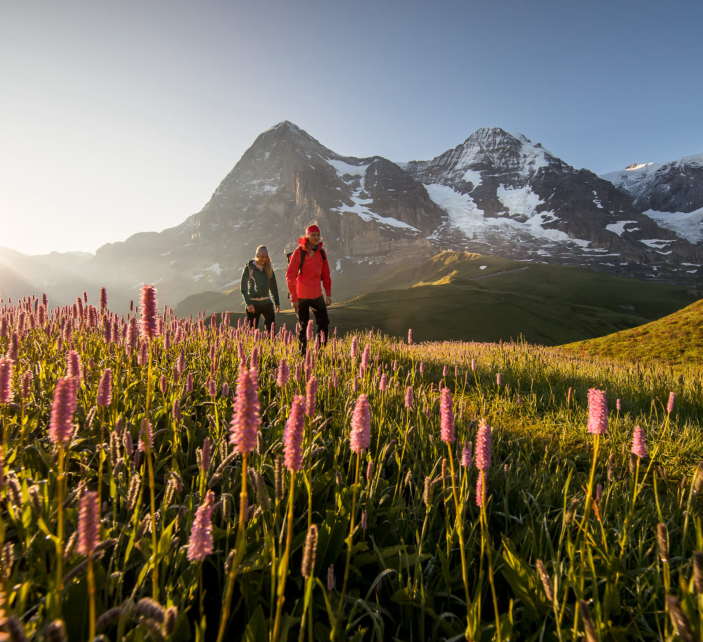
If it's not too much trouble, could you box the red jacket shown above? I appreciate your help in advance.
[286,239,332,303]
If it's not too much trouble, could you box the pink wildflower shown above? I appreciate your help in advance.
[96,369,113,407]
[587,389,608,435]
[379,374,388,392]
[77,490,100,556]
[140,285,159,340]
[187,490,215,562]
[306,376,318,417]
[616,399,621,412]
[631,425,646,459]
[21,370,32,400]
[201,437,211,472]
[351,337,359,359]
[475,419,492,470]
[0,358,13,405]
[49,377,78,445]
[461,441,472,467]
[350,394,371,454]
[407,329,413,345]
[404,386,413,409]
[229,367,260,454]
[667,392,675,414]
[283,396,306,472]
[66,350,82,381]
[440,388,455,443]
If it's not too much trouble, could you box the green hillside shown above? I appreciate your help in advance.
[190,252,700,345]
[565,299,703,365]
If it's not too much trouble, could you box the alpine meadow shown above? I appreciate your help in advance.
[0,284,702,641]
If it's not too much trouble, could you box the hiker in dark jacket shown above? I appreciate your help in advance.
[286,224,331,353]
[240,245,280,332]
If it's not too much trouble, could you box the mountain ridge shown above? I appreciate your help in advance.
[3,122,702,311]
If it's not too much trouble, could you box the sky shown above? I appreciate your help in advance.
[1,0,702,256]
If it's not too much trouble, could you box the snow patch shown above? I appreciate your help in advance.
[327,158,370,177]
[497,185,543,218]
[640,239,675,249]
[462,168,483,187]
[424,183,591,249]
[479,265,487,270]
[203,263,222,276]
[605,220,639,236]
[643,207,703,244]
[336,259,342,271]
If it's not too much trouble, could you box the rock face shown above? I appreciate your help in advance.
[601,154,703,246]
[3,122,702,311]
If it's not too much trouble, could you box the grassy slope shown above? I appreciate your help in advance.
[193,252,699,346]
[565,298,703,365]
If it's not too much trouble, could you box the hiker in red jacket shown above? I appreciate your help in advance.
[286,224,332,353]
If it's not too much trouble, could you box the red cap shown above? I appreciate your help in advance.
[306,224,320,234]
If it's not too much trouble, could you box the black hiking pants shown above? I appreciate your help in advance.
[246,300,276,333]
[296,296,329,354]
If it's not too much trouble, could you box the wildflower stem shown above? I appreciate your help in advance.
[272,472,296,642]
[481,498,501,642]
[55,443,65,615]
[87,554,96,642]
[577,433,600,541]
[215,451,249,642]
[334,451,360,640]
[98,406,105,508]
[144,344,159,600]
[447,445,470,614]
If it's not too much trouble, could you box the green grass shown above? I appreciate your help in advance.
[4,306,703,642]
[566,298,703,365]
[183,252,699,346]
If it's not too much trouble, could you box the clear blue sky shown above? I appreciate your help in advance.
[2,0,702,255]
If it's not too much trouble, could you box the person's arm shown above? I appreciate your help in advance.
[270,270,280,307]
[322,253,332,300]
[240,266,252,306]
[286,249,301,304]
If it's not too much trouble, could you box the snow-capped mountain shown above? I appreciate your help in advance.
[3,122,702,311]
[402,127,703,276]
[601,153,703,245]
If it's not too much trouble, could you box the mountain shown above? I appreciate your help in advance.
[403,127,703,280]
[601,153,703,246]
[90,121,444,310]
[3,122,703,311]
[191,252,700,346]
[566,298,703,365]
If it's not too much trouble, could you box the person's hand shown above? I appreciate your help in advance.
[247,304,255,313]
[325,296,331,306]
[275,305,280,313]
[292,301,299,311]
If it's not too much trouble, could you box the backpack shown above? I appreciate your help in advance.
[285,246,327,275]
